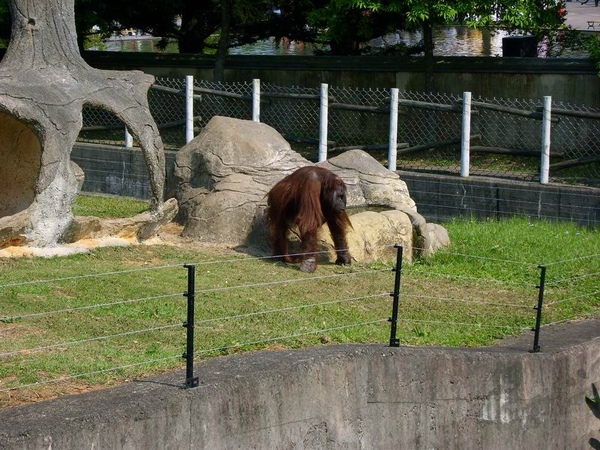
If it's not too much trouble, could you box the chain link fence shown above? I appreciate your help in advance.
[77,78,600,187]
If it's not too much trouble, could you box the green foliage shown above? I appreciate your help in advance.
[307,0,409,54]
[343,0,566,30]
[296,0,571,58]
[73,0,276,54]
[586,35,600,72]
[0,0,571,55]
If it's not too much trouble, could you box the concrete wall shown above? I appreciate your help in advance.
[1,320,599,449]
[71,143,177,199]
[82,52,600,107]
[399,171,600,226]
[70,144,600,226]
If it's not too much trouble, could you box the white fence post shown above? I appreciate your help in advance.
[125,128,133,148]
[185,75,194,144]
[540,96,552,184]
[252,79,260,122]
[388,88,399,171]
[460,91,471,178]
[319,83,329,162]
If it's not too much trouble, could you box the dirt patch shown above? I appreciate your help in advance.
[0,221,239,260]
[0,380,107,409]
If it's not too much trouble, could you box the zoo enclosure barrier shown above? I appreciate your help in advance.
[77,77,600,186]
[1,244,584,403]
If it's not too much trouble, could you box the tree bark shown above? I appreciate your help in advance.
[178,1,216,53]
[0,0,167,246]
[214,0,232,82]
[422,20,435,93]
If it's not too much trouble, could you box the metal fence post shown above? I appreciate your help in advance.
[185,75,194,144]
[540,96,552,184]
[319,83,329,162]
[389,245,403,347]
[460,91,471,178]
[532,264,546,353]
[252,78,260,122]
[125,128,133,148]
[388,88,399,171]
[183,264,199,388]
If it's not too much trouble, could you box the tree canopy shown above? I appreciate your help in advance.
[0,0,570,56]
[333,0,568,89]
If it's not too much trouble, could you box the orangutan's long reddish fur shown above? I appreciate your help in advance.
[266,166,352,272]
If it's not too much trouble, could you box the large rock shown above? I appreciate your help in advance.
[62,197,179,243]
[319,150,416,211]
[173,116,310,243]
[173,116,449,263]
[306,210,416,264]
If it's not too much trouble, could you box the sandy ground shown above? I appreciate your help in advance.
[0,222,230,259]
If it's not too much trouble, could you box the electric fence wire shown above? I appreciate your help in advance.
[545,290,600,307]
[402,293,534,309]
[0,246,364,290]
[396,317,531,331]
[2,244,596,291]
[544,271,600,287]
[0,318,391,394]
[0,293,389,359]
[1,243,597,396]
[0,264,391,322]
[0,322,183,358]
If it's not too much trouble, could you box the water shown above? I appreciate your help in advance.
[101,26,588,58]
[102,37,177,53]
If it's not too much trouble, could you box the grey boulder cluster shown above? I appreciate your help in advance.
[172,116,449,264]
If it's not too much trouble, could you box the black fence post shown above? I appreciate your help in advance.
[389,244,403,347]
[532,264,546,353]
[183,264,199,388]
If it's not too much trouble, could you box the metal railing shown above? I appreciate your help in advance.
[77,77,600,186]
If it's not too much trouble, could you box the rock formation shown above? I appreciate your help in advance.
[173,116,449,264]
[0,0,169,248]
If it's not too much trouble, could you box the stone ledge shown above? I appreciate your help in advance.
[1,319,598,449]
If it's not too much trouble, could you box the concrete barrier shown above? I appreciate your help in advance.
[1,319,599,449]
[71,143,177,199]
[399,170,600,226]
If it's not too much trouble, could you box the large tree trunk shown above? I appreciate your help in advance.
[0,0,169,247]
[214,0,232,82]
[178,1,216,53]
[422,21,435,93]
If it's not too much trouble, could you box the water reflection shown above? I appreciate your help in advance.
[101,26,587,58]
[429,27,499,56]
[224,27,508,57]
[103,38,178,53]
[366,27,507,57]
[229,38,314,56]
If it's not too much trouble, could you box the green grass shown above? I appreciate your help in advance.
[0,195,598,408]
[73,193,149,218]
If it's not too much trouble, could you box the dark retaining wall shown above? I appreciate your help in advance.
[71,143,600,226]
[398,170,600,226]
[1,320,599,449]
